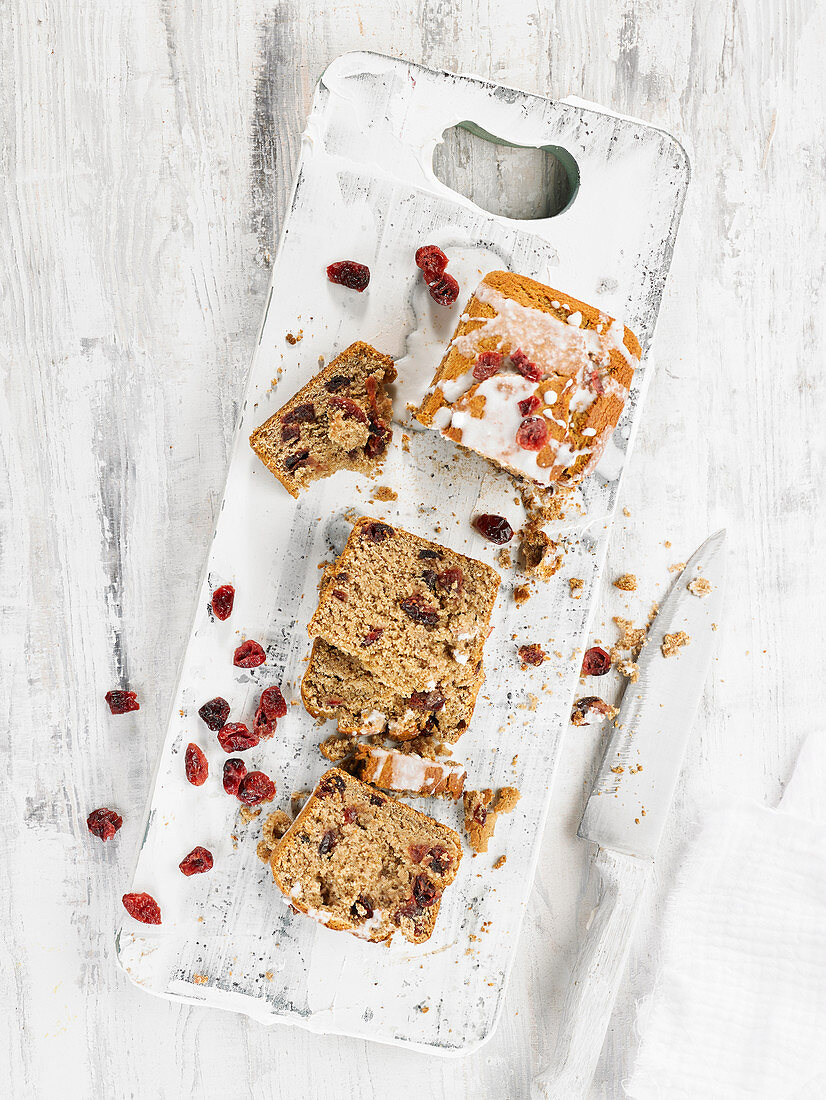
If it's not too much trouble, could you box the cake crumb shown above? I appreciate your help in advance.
[669,561,686,573]
[265,970,274,981]
[662,631,690,658]
[571,697,618,726]
[372,485,398,502]
[613,573,637,592]
[612,616,647,658]
[664,540,671,548]
[622,507,631,517]
[493,855,507,870]
[688,576,711,597]
[497,548,513,570]
[513,583,531,606]
[401,433,411,453]
[463,787,521,853]
[239,806,262,824]
[518,643,546,668]
[192,974,209,986]
[511,754,519,766]
[569,578,584,599]
[319,733,356,762]
[285,330,303,344]
[617,659,639,682]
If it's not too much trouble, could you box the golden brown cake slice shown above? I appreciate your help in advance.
[250,341,396,498]
[270,769,463,944]
[415,272,641,486]
[352,744,466,799]
[301,638,485,743]
[307,517,501,694]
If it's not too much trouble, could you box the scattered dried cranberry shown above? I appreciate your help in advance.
[473,513,514,544]
[350,894,374,920]
[472,351,503,381]
[408,689,446,712]
[105,690,139,715]
[86,807,123,842]
[222,758,247,796]
[237,770,276,806]
[198,696,230,731]
[518,394,541,417]
[317,773,346,798]
[428,272,459,306]
[233,639,266,668]
[511,348,543,382]
[415,244,449,282]
[281,422,301,443]
[217,723,259,753]
[185,743,209,786]
[253,686,287,740]
[438,566,463,594]
[582,646,612,676]
[284,450,311,472]
[283,402,316,423]
[318,829,338,855]
[361,521,393,542]
[361,626,384,647]
[516,416,549,451]
[399,594,439,627]
[329,395,367,422]
[179,846,213,876]
[571,696,616,725]
[122,892,161,925]
[211,584,235,621]
[518,643,547,667]
[327,260,370,292]
[324,374,349,392]
[413,874,439,907]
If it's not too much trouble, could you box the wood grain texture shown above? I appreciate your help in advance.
[3,0,824,1097]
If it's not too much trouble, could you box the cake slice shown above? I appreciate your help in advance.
[270,768,463,944]
[308,517,500,694]
[301,638,485,743]
[352,744,466,799]
[415,272,641,486]
[250,341,396,498]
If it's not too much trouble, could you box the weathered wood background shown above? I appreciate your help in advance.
[2,1,824,1097]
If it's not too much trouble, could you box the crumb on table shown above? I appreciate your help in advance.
[285,330,303,344]
[497,548,512,570]
[513,583,531,606]
[569,577,584,599]
[616,659,639,682]
[518,643,546,668]
[493,855,507,870]
[371,485,398,502]
[688,576,711,597]
[662,631,690,658]
[611,616,647,659]
[613,573,637,591]
[669,561,686,573]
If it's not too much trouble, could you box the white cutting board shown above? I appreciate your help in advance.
[116,52,688,1054]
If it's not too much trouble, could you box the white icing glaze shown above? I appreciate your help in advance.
[453,650,469,665]
[364,746,463,795]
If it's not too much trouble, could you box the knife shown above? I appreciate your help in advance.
[532,529,726,1099]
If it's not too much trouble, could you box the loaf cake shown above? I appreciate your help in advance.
[270,768,463,943]
[308,517,501,694]
[415,272,641,486]
[301,638,485,743]
[352,744,466,799]
[250,342,396,497]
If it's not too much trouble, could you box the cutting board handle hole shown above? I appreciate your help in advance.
[432,123,579,220]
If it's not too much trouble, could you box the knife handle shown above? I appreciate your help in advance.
[532,847,654,1100]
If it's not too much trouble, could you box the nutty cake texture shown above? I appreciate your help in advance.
[308,517,500,694]
[250,342,396,498]
[352,744,466,799]
[415,271,640,488]
[462,786,521,854]
[270,769,463,944]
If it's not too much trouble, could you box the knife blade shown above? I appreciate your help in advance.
[578,528,726,859]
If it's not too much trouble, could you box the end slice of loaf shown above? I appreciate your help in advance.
[250,342,396,498]
[270,768,463,944]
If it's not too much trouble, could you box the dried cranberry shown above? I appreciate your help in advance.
[237,770,276,806]
[233,639,266,668]
[284,450,310,472]
[184,743,209,786]
[327,260,370,292]
[516,416,549,451]
[329,395,367,422]
[318,829,338,855]
[369,793,384,806]
[253,685,287,739]
[283,402,316,423]
[105,690,139,715]
[418,548,440,559]
[408,689,446,712]
[437,566,463,594]
[222,758,247,796]
[343,806,359,824]
[571,696,615,725]
[472,351,503,381]
[317,773,346,798]
[473,513,514,544]
[281,422,301,443]
[198,696,230,731]
[420,569,439,594]
[415,244,448,283]
[399,594,439,626]
[217,723,259,753]
[179,846,213,876]
[582,646,612,676]
[364,375,381,419]
[511,348,543,382]
[428,272,459,306]
[122,892,161,925]
[518,643,547,667]
[211,583,235,621]
[409,844,428,864]
[428,846,451,875]
[331,588,347,603]
[518,394,541,417]
[86,807,123,842]
[473,805,488,825]
[361,626,384,647]
[350,895,374,920]
[361,520,393,542]
[364,422,390,458]
[413,874,438,907]
[395,896,422,921]
[585,363,605,395]
[325,696,344,707]
[324,374,349,392]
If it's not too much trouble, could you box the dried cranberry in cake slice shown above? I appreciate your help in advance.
[270,768,462,944]
[249,342,396,498]
[415,271,641,487]
[307,518,500,694]
[301,638,485,743]
[352,744,466,798]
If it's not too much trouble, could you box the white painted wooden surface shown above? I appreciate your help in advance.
[3,2,824,1097]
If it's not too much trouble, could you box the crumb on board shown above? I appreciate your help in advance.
[319,733,355,762]
[497,548,513,570]
[285,330,303,344]
[669,561,686,573]
[571,696,619,726]
[688,576,711,597]
[192,974,209,986]
[569,577,584,599]
[513,583,531,606]
[612,616,647,659]
[613,573,637,591]
[664,540,671,548]
[616,659,639,682]
[518,643,546,668]
[372,485,398,502]
[662,631,690,658]
[463,787,521,853]
[401,433,410,453]
[622,506,631,517]
[493,855,507,870]
[239,806,261,825]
